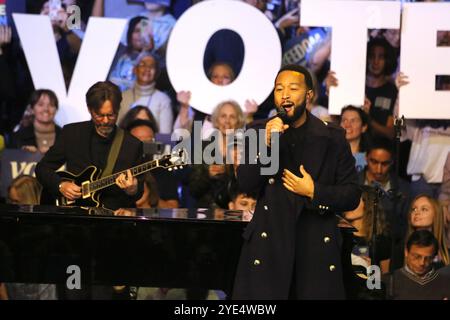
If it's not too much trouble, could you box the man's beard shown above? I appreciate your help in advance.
[280,100,307,125]
[95,124,115,137]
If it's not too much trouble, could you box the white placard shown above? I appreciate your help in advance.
[13,14,127,126]
[166,0,282,114]
[399,3,450,119]
[13,14,66,105]
[301,0,400,115]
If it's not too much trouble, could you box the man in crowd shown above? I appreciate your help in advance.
[383,230,450,300]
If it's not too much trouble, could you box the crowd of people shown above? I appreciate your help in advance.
[0,0,449,300]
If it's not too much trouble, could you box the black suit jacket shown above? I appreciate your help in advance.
[35,121,144,210]
[8,124,62,149]
[232,113,361,299]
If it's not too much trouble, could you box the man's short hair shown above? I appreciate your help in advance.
[86,81,122,114]
[276,64,314,90]
[406,230,439,256]
[125,119,158,136]
[367,137,394,156]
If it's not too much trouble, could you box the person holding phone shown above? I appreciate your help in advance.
[134,0,175,58]
[40,0,82,87]
[109,16,154,92]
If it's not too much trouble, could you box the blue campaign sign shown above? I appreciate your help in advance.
[0,149,44,197]
[282,27,329,67]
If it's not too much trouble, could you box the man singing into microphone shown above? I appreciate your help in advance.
[232,65,361,299]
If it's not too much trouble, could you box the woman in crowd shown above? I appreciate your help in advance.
[187,100,245,209]
[7,175,42,205]
[109,16,154,92]
[209,100,245,155]
[118,52,173,134]
[407,194,449,268]
[343,187,392,275]
[8,89,60,154]
[340,105,371,172]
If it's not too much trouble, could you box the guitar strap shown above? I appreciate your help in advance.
[101,127,124,178]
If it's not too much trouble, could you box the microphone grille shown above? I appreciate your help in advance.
[277,107,287,117]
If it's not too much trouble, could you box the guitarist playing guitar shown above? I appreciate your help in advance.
[36,81,145,210]
[35,82,185,300]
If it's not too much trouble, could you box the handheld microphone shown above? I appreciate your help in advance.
[277,107,287,118]
[266,108,288,143]
[268,107,287,121]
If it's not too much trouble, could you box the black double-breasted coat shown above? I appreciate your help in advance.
[232,113,361,299]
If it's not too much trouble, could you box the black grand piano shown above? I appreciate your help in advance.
[0,204,247,299]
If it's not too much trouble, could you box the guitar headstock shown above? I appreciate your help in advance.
[159,148,188,171]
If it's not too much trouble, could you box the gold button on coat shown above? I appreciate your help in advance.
[329,265,336,271]
[254,259,261,266]
[261,232,268,238]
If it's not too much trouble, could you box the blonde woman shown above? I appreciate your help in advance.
[208,100,245,179]
[210,100,245,148]
[7,175,42,205]
[187,100,245,210]
[0,283,7,300]
[407,194,450,267]
[0,175,41,300]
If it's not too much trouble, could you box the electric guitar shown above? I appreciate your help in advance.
[55,149,187,207]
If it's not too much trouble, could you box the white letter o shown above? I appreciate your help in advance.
[166,0,282,114]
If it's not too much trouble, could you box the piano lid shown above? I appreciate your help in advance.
[0,204,248,223]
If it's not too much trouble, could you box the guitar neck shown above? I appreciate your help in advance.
[89,159,160,193]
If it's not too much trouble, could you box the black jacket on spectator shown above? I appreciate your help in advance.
[7,124,62,149]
